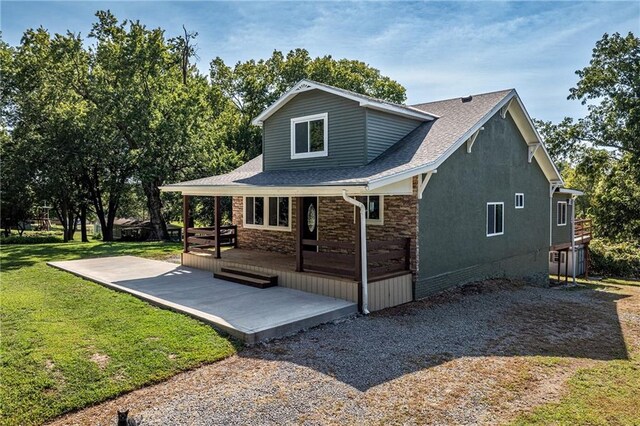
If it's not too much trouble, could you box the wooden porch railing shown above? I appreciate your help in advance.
[575,218,592,243]
[300,237,411,281]
[185,225,237,254]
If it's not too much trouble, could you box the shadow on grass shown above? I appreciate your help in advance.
[1,241,182,271]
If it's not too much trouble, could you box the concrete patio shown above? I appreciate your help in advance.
[48,256,357,344]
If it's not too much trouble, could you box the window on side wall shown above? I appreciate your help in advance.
[291,113,328,159]
[557,201,567,226]
[245,196,290,230]
[353,195,384,225]
[549,251,566,263]
[515,193,524,209]
[487,202,504,237]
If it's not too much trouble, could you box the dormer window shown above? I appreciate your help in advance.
[291,113,328,159]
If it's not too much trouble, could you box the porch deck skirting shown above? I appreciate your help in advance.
[182,252,412,312]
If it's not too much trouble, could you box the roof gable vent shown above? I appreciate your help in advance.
[461,95,473,103]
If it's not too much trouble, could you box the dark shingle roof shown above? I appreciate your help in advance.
[166,89,514,189]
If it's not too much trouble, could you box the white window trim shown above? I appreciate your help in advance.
[352,195,384,225]
[243,196,292,232]
[486,202,504,237]
[549,251,566,263]
[515,193,524,209]
[290,113,329,159]
[557,201,567,226]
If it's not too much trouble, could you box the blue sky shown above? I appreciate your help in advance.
[1,1,638,122]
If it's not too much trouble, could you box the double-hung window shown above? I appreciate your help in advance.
[557,201,567,226]
[354,195,383,225]
[487,202,504,237]
[245,196,290,230]
[291,113,328,159]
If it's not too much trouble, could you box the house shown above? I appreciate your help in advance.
[93,218,184,241]
[161,79,590,313]
[549,188,592,281]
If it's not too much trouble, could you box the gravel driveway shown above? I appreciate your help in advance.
[50,279,639,425]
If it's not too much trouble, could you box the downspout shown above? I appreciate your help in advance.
[549,184,553,246]
[570,196,577,284]
[342,190,369,314]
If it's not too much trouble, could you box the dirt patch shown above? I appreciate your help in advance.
[48,283,639,426]
[90,353,110,370]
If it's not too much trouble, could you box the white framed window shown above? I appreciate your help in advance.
[557,201,567,226]
[244,196,291,231]
[486,202,504,237]
[549,251,566,263]
[353,195,384,225]
[515,193,524,209]
[290,113,328,159]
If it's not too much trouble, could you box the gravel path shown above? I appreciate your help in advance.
[50,280,639,426]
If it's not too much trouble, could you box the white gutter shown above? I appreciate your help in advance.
[342,190,369,314]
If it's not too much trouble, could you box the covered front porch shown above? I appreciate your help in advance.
[179,190,417,312]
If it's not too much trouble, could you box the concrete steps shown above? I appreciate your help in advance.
[214,267,278,289]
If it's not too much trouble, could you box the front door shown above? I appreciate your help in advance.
[302,197,318,251]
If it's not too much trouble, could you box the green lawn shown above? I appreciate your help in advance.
[575,276,640,288]
[512,359,640,425]
[0,241,237,426]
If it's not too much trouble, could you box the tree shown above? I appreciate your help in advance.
[535,32,640,242]
[0,127,36,236]
[83,12,241,240]
[569,32,640,162]
[592,154,640,240]
[2,28,91,241]
[210,49,407,158]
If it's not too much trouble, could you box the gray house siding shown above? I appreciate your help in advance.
[551,193,573,246]
[262,89,366,171]
[416,112,550,298]
[366,109,421,162]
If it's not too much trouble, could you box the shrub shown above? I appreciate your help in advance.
[589,238,640,278]
[0,234,64,244]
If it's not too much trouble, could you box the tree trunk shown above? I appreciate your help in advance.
[142,179,168,240]
[66,210,76,241]
[80,204,89,242]
[59,200,69,243]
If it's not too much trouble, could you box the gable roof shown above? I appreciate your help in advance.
[163,86,563,195]
[251,79,439,126]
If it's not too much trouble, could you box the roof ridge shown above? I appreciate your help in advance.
[410,88,514,107]
[300,79,432,115]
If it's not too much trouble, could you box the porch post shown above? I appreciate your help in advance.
[214,196,221,259]
[355,209,363,311]
[565,249,569,284]
[183,195,190,253]
[585,244,590,279]
[295,197,303,272]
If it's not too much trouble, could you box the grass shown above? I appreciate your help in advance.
[512,357,640,425]
[0,240,238,426]
[575,276,640,288]
[512,278,640,425]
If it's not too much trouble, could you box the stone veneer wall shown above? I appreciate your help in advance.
[232,196,297,254]
[231,181,418,273]
[318,193,418,273]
